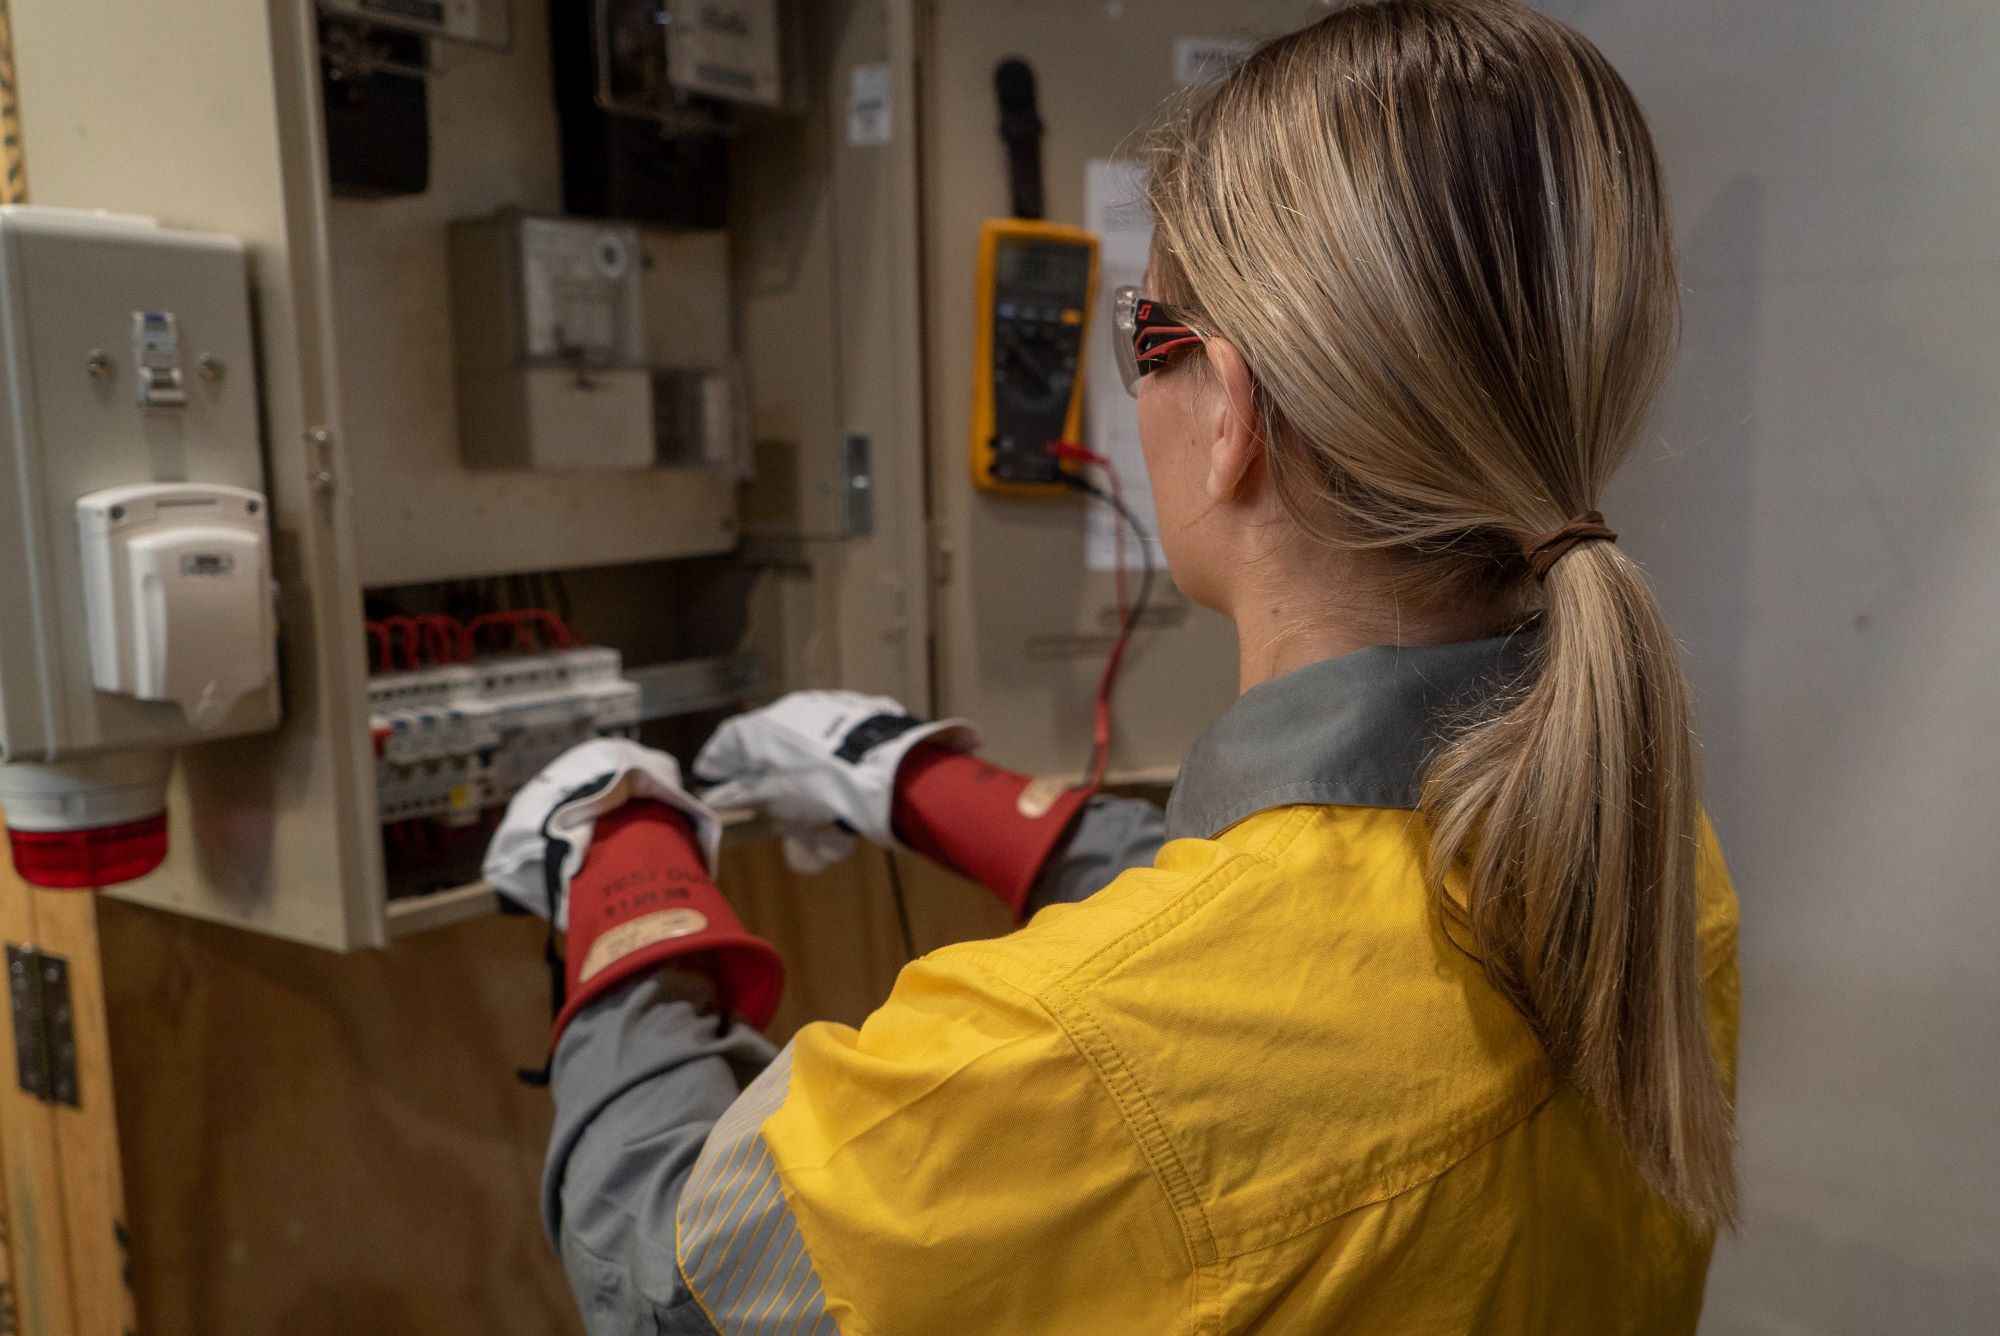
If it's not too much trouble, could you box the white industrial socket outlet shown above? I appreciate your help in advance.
[77,482,276,731]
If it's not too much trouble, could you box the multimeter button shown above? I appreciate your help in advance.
[998,302,1017,318]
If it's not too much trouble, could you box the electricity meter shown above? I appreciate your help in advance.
[593,0,786,120]
[317,0,512,50]
[448,213,655,471]
[666,0,783,108]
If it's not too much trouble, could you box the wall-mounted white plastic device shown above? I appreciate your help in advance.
[0,207,280,888]
[448,213,656,471]
[77,483,276,730]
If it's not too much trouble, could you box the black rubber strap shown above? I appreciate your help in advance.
[834,713,927,765]
[994,57,1045,221]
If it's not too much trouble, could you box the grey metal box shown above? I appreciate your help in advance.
[0,208,280,764]
[447,214,655,471]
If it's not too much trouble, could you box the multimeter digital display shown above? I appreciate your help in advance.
[971,219,1099,494]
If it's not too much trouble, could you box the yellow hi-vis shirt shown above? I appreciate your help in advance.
[548,638,1741,1335]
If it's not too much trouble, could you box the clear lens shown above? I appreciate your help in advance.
[1112,285,1143,396]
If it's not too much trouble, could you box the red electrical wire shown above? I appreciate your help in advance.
[1049,441,1146,793]
[1051,442,1130,624]
[416,614,463,665]
[462,608,578,659]
[378,615,422,670]
[462,611,522,657]
[517,608,575,650]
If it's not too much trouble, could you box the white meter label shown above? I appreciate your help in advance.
[848,63,892,146]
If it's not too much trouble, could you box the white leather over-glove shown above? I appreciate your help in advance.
[694,690,978,874]
[483,738,723,929]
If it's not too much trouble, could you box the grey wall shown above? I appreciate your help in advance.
[1554,1,2000,1329]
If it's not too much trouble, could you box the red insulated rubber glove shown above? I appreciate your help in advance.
[889,743,1092,919]
[554,800,784,1039]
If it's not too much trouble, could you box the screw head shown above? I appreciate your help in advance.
[197,354,225,383]
[84,350,114,380]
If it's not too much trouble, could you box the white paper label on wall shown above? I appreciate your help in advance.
[1174,37,1255,87]
[1083,159,1169,574]
[847,62,893,146]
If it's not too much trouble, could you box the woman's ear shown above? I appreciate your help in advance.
[1200,337,1263,503]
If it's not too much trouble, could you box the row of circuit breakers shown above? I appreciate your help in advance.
[368,645,640,825]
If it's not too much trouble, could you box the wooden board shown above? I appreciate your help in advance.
[0,856,140,1335]
[99,839,1002,1334]
[33,892,137,1336]
[0,877,73,1336]
[0,15,21,1326]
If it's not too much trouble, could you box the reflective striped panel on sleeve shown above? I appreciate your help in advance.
[675,1045,838,1335]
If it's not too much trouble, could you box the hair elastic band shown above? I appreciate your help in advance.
[1523,511,1618,580]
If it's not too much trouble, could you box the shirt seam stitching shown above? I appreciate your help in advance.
[1049,806,1314,986]
[1211,1077,1560,1260]
[1054,810,1318,1202]
[970,962,1218,1279]
[1048,980,1220,1265]
[955,808,1319,1267]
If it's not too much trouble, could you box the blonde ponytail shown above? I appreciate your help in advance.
[1426,541,1734,1225]
[1146,0,1737,1223]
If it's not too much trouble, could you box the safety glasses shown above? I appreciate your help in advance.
[1112,285,1205,396]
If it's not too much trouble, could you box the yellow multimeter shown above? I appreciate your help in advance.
[970,218,1099,495]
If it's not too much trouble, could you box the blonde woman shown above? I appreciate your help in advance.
[485,2,1740,1331]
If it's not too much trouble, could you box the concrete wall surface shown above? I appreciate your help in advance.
[1561,1,2000,1329]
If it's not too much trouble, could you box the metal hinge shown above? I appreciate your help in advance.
[305,425,338,494]
[7,945,78,1107]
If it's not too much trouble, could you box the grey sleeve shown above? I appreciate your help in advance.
[545,969,779,1335]
[1024,794,1167,913]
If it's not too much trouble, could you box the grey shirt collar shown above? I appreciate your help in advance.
[1163,635,1535,841]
